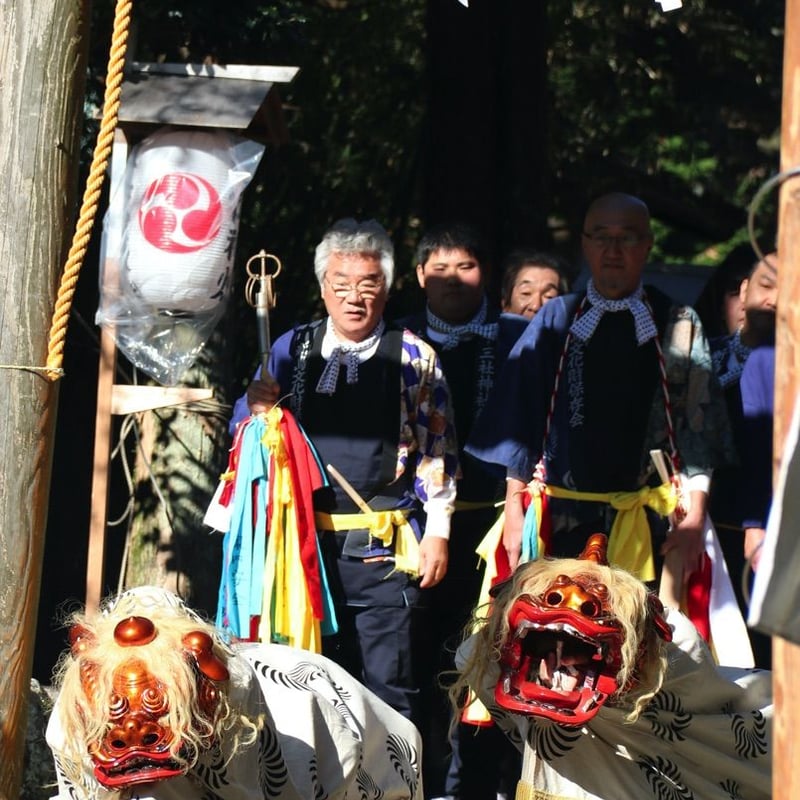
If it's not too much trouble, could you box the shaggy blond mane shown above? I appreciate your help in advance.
[52,589,260,788]
[451,557,670,723]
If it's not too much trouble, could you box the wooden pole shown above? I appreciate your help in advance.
[85,130,128,613]
[0,1,90,795]
[86,326,119,613]
[773,0,800,796]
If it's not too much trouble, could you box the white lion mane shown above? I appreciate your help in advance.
[51,587,260,788]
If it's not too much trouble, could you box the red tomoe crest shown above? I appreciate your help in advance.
[138,172,222,254]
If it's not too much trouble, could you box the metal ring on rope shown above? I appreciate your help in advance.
[746,166,800,263]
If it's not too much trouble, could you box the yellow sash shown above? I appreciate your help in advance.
[545,481,678,582]
[314,509,420,577]
[461,511,507,726]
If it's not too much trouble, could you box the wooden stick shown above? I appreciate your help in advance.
[326,463,373,514]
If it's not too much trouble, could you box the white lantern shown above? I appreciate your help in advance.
[119,128,263,313]
[97,126,264,384]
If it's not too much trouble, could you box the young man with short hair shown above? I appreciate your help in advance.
[401,222,528,800]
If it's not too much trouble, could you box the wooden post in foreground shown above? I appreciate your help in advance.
[0,1,90,795]
[773,0,800,796]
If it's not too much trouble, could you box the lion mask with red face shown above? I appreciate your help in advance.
[454,534,673,726]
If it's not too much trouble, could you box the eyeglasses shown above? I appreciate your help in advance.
[582,232,649,250]
[324,275,385,299]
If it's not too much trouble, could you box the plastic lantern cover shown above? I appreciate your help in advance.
[96,126,264,385]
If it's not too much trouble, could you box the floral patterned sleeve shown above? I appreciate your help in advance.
[397,329,458,539]
[662,305,736,478]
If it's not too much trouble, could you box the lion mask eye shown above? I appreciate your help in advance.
[141,687,170,717]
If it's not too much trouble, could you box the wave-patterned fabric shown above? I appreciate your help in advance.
[459,610,772,800]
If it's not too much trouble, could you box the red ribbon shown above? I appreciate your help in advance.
[685,553,712,643]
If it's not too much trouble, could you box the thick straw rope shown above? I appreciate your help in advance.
[43,0,133,380]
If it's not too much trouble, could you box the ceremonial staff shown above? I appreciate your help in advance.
[245,249,282,374]
[213,249,334,651]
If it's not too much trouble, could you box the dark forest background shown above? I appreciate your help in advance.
[33,0,785,680]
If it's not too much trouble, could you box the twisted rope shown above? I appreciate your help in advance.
[44,0,133,381]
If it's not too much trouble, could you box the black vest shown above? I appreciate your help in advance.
[290,323,408,512]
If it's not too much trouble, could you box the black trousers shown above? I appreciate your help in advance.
[417,507,521,800]
[320,531,424,726]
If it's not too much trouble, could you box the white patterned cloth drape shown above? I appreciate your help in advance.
[47,640,422,800]
[459,610,772,800]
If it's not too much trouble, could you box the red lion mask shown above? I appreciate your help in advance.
[490,534,672,726]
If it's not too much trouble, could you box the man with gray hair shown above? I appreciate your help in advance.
[229,218,458,727]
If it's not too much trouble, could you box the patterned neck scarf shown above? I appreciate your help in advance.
[426,296,498,350]
[570,280,658,345]
[315,318,386,395]
[713,328,752,388]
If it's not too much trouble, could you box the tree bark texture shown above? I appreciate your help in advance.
[124,328,234,621]
[0,1,90,796]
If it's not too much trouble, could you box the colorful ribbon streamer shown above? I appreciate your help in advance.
[215,407,337,651]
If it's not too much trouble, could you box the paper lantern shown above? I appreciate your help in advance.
[120,127,264,314]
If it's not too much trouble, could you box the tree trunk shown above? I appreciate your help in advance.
[123,328,233,620]
[422,0,549,268]
[773,0,800,795]
[0,1,90,796]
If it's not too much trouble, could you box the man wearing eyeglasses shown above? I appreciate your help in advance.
[228,218,458,727]
[467,193,733,595]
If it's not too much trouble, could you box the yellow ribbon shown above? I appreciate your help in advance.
[474,512,505,610]
[260,406,286,459]
[544,481,678,581]
[515,780,574,800]
[461,688,494,726]
[315,510,420,577]
[461,510,510,727]
[258,406,322,653]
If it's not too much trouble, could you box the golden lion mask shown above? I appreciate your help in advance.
[53,590,253,791]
